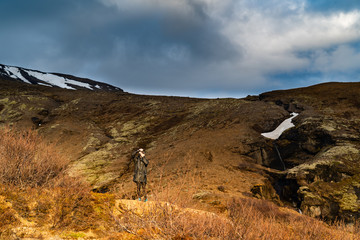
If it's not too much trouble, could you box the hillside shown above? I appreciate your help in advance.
[1,74,360,238]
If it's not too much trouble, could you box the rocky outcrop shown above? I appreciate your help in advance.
[257,84,360,222]
[286,145,360,222]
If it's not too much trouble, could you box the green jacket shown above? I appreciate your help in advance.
[132,151,149,183]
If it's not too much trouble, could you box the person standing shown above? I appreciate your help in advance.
[132,148,149,201]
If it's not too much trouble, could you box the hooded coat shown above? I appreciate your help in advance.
[132,150,149,183]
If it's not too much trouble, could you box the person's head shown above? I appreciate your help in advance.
[138,148,145,157]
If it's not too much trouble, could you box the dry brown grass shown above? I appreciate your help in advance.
[226,198,359,240]
[112,201,231,239]
[108,153,360,239]
[111,165,360,240]
[112,194,359,240]
[0,181,116,238]
[0,126,69,188]
[149,153,201,208]
[0,126,115,237]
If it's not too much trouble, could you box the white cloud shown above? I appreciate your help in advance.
[313,45,360,72]
[210,1,360,88]
[222,3,360,57]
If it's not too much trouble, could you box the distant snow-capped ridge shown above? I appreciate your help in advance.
[0,64,123,92]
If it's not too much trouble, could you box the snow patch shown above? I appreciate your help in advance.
[65,79,93,90]
[1,65,119,92]
[37,82,53,87]
[25,70,93,90]
[24,70,75,90]
[4,66,31,84]
[261,113,299,140]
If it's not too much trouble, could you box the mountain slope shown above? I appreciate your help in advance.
[0,68,360,224]
[0,64,123,92]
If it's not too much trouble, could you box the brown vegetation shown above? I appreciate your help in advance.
[0,126,68,188]
[0,129,358,239]
[112,189,359,239]
[2,183,359,239]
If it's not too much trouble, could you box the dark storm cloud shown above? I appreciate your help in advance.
[59,1,240,91]
[60,4,237,62]
[0,0,99,70]
[0,0,240,94]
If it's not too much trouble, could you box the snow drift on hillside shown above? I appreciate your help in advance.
[0,64,122,92]
[261,113,298,140]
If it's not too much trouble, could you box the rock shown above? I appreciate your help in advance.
[306,206,322,218]
[209,200,221,206]
[82,135,102,152]
[192,191,212,200]
[298,186,324,216]
[251,182,280,203]
[217,186,225,192]
[339,192,359,212]
[70,147,119,188]
[283,145,360,222]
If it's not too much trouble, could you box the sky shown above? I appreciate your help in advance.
[1,0,360,98]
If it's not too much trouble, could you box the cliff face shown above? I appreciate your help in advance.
[1,79,359,222]
[259,82,360,222]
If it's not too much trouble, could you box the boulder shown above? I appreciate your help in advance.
[285,145,360,222]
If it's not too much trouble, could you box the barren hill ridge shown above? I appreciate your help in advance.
[1,66,360,224]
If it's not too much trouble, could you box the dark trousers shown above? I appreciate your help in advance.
[136,182,147,200]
